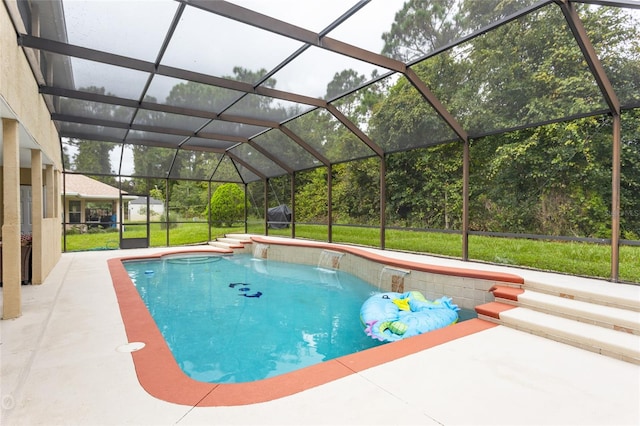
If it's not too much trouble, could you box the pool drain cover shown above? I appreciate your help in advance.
[116,342,146,353]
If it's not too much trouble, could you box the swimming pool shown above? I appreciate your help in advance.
[109,238,523,406]
[124,253,385,383]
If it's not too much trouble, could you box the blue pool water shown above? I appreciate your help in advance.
[125,253,476,384]
[125,253,385,383]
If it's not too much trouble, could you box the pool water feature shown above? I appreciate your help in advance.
[253,242,269,259]
[125,253,385,384]
[317,249,344,270]
[378,266,410,292]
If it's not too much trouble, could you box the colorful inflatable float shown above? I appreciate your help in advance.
[360,291,459,342]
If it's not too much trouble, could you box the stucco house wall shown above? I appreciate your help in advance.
[1,2,63,318]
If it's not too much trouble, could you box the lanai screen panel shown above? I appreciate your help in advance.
[145,75,245,114]
[47,54,151,101]
[125,130,186,149]
[322,0,397,56]
[133,109,210,134]
[161,5,304,83]
[332,0,543,63]
[233,162,261,183]
[224,94,313,123]
[285,109,375,163]
[62,0,177,61]
[269,45,390,100]
[57,123,127,144]
[228,0,360,32]
[333,74,458,152]
[181,137,238,152]
[252,130,320,172]
[121,144,176,179]
[413,3,607,137]
[61,138,122,176]
[578,3,640,108]
[57,97,136,125]
[169,150,224,181]
[200,121,269,140]
[229,143,287,178]
[211,156,248,183]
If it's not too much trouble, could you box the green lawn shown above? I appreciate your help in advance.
[64,222,640,284]
[63,222,244,251]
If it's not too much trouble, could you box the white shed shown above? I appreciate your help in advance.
[127,197,165,221]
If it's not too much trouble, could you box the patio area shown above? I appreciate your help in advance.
[1,245,638,425]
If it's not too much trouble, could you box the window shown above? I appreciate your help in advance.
[69,200,81,223]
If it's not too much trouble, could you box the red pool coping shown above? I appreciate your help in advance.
[108,248,501,407]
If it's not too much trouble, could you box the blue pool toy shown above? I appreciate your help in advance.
[360,291,459,342]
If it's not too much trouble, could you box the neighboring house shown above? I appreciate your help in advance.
[62,174,136,231]
[127,196,165,222]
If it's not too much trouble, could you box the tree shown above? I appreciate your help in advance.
[295,168,329,223]
[381,0,463,62]
[206,183,245,227]
[62,86,122,186]
[168,180,209,219]
[371,1,640,239]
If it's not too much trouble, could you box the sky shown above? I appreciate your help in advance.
[62,0,401,102]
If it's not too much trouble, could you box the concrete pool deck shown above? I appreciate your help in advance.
[1,245,639,425]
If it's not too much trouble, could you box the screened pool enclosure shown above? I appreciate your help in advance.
[9,0,640,282]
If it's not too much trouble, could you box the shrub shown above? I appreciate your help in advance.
[160,212,179,229]
[206,183,245,227]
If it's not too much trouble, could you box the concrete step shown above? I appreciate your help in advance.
[224,233,255,243]
[216,237,249,247]
[207,234,255,253]
[475,302,640,364]
[207,241,242,250]
[500,290,640,335]
[525,278,640,312]
[503,307,640,364]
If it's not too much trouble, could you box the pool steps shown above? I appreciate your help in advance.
[477,286,640,364]
[207,236,253,251]
[214,233,640,364]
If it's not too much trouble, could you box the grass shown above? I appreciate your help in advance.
[64,222,640,284]
[63,222,245,252]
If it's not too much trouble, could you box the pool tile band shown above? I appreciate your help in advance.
[108,248,502,407]
[250,236,524,284]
